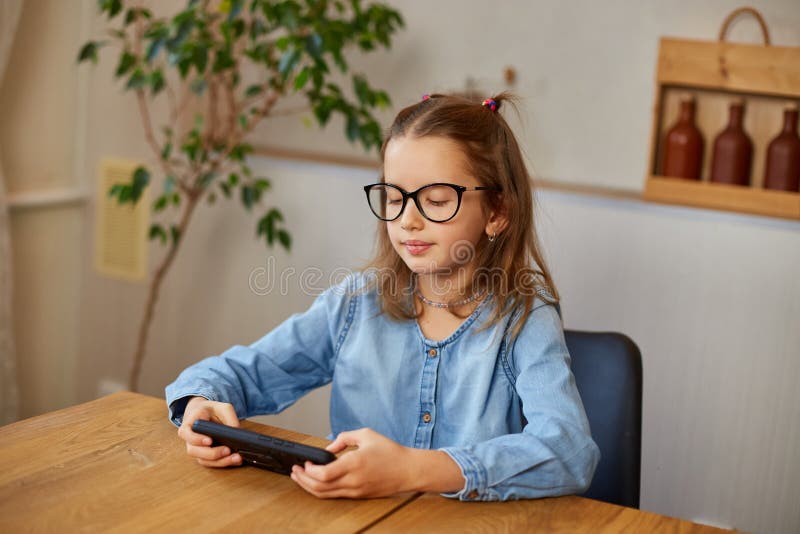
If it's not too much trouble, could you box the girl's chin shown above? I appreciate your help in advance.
[403,258,458,276]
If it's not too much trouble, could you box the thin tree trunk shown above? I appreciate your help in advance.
[128,194,200,391]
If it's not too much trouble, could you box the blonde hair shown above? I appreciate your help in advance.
[360,91,559,341]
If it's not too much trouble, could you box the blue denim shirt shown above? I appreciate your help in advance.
[165,272,599,501]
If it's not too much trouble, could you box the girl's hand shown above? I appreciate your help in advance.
[290,428,452,499]
[177,396,243,468]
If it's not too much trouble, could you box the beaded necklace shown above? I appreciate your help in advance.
[415,287,486,309]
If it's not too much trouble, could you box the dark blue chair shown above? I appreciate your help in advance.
[565,330,643,509]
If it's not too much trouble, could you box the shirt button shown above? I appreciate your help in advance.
[428,348,438,358]
[422,412,432,423]
[467,490,479,500]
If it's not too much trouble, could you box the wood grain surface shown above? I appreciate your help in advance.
[0,392,734,533]
[365,493,732,533]
[0,391,414,533]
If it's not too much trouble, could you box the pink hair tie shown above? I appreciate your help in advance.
[482,98,498,112]
[421,94,431,101]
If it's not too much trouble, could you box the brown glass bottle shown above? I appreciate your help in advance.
[661,97,704,180]
[710,100,753,186]
[764,105,800,192]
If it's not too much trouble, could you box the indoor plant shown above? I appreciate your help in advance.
[78,0,404,391]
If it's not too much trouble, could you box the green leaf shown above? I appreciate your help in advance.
[207,192,216,205]
[218,0,232,13]
[108,184,123,199]
[241,185,255,211]
[277,2,300,30]
[153,195,169,212]
[331,49,348,73]
[149,224,167,244]
[114,51,136,77]
[278,47,301,79]
[146,39,164,63]
[245,84,263,97]
[126,68,147,90]
[293,66,310,91]
[213,49,236,73]
[304,33,324,61]
[170,225,181,246]
[346,113,360,142]
[99,0,123,18]
[219,181,232,198]
[161,142,172,161]
[353,74,373,106]
[276,229,291,251]
[198,172,217,188]
[275,36,291,52]
[229,143,253,162]
[256,208,285,247]
[150,69,165,95]
[118,185,132,204]
[124,7,152,25]
[130,166,150,203]
[192,44,209,73]
[171,192,181,206]
[254,178,271,192]
[77,41,103,64]
[375,90,390,109]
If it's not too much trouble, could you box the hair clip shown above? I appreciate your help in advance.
[482,98,498,112]
[421,94,431,101]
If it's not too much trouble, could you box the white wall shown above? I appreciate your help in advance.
[257,0,800,191]
[3,1,799,533]
[1,0,85,417]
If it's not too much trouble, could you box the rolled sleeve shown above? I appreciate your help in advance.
[438,447,490,501]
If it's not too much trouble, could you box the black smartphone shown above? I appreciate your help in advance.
[191,420,336,475]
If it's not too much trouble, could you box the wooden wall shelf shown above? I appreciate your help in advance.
[644,8,800,221]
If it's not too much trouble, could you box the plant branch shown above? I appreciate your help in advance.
[128,192,200,391]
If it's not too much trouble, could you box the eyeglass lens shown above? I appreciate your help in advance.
[367,184,460,222]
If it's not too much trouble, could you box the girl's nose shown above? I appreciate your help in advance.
[398,198,424,230]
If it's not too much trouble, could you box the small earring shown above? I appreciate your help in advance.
[488,232,496,242]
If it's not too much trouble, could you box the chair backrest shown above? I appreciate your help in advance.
[564,330,643,509]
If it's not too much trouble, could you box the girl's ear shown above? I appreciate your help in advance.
[485,206,509,238]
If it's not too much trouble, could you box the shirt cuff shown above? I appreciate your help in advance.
[438,447,490,501]
[164,386,217,427]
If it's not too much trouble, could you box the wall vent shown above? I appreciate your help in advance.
[94,159,149,282]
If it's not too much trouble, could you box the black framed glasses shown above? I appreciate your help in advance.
[364,182,501,223]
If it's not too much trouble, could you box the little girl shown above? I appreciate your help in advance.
[166,92,599,501]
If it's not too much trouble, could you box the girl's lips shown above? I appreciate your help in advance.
[404,242,432,255]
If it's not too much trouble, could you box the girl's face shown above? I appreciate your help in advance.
[382,135,504,278]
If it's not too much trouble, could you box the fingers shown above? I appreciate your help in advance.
[185,442,242,468]
[291,464,361,498]
[186,442,231,461]
[176,398,242,469]
[303,457,350,482]
[325,428,369,452]
[210,402,240,427]
[325,437,349,454]
[178,412,213,447]
[196,452,242,468]
[177,399,239,447]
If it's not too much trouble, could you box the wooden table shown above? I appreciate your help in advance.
[0,392,728,533]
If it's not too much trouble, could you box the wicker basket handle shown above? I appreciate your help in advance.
[718,6,771,46]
